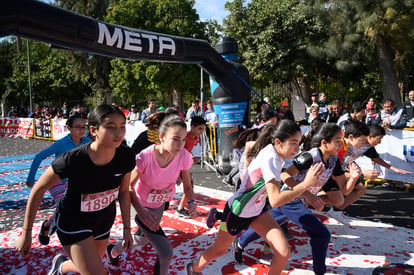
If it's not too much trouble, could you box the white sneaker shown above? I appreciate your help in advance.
[327,208,350,226]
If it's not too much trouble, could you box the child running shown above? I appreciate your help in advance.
[26,114,91,245]
[107,115,197,274]
[232,123,361,274]
[186,120,324,275]
[16,104,136,275]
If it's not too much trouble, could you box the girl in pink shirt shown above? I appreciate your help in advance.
[107,116,197,275]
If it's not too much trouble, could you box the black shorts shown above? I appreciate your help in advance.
[321,177,340,192]
[220,203,265,236]
[56,203,116,246]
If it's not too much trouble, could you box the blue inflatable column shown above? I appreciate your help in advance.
[210,37,251,174]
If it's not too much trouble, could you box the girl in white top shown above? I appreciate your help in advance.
[186,120,324,275]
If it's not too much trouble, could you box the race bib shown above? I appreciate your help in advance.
[80,187,119,212]
[146,188,172,203]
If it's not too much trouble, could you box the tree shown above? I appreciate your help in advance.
[106,0,206,110]
[321,0,414,105]
[56,0,112,105]
[223,0,328,104]
[7,39,90,109]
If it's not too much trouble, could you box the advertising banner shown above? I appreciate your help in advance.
[0,118,34,138]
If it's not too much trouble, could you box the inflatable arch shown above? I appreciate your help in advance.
[1,0,252,173]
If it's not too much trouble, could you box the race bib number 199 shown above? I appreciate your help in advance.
[80,187,119,212]
[147,188,172,203]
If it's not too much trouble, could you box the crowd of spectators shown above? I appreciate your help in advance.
[301,91,414,129]
[5,90,414,131]
[6,102,88,120]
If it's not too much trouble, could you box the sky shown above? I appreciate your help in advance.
[194,0,229,23]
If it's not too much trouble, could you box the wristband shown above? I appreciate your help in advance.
[187,199,196,205]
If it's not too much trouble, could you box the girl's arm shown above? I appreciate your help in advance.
[129,169,159,231]
[16,167,60,256]
[26,143,58,186]
[118,172,132,250]
[334,162,362,195]
[268,162,324,208]
[181,169,197,217]
[243,141,255,172]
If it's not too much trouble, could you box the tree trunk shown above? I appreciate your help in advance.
[375,35,401,105]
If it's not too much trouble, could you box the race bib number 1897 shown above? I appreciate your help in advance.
[80,187,119,212]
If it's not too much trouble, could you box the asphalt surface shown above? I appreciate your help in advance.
[1,137,413,229]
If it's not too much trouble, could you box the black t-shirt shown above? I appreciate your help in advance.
[52,143,135,215]
[363,146,380,159]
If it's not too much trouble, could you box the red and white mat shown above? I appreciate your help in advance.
[1,186,413,274]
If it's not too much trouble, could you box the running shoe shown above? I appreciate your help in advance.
[206,207,218,228]
[280,222,294,241]
[258,251,273,266]
[38,220,50,245]
[185,262,201,275]
[327,207,351,226]
[176,208,191,218]
[47,253,67,275]
[106,243,119,270]
[232,237,244,265]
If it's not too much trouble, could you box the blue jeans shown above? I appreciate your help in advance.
[238,200,330,275]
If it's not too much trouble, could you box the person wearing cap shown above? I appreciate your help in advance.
[127,104,140,124]
[277,100,295,121]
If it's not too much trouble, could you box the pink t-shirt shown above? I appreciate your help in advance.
[134,144,193,208]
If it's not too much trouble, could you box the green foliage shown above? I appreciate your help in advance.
[224,0,328,89]
[106,0,206,108]
[2,39,90,108]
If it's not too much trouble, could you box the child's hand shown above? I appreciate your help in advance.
[187,201,198,218]
[303,162,324,187]
[362,169,379,180]
[349,161,362,180]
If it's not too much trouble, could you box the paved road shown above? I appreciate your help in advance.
[1,137,413,229]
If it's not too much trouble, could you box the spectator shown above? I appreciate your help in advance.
[61,102,70,119]
[203,100,219,126]
[127,104,140,124]
[327,100,347,123]
[8,106,19,118]
[402,90,414,127]
[373,99,405,129]
[307,104,320,124]
[186,100,203,120]
[141,99,157,123]
[277,100,295,121]
[317,92,329,120]
[365,103,378,125]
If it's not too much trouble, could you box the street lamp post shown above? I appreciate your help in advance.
[26,38,32,114]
